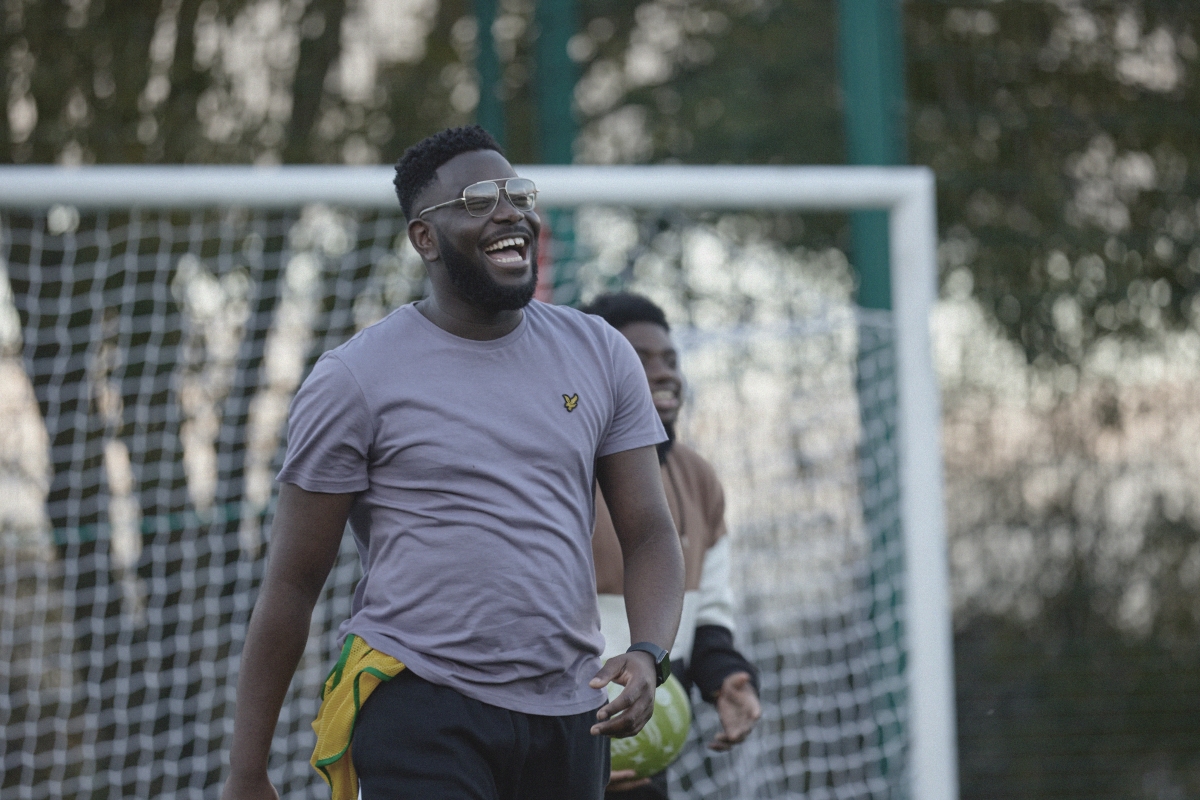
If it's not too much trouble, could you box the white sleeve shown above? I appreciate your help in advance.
[695,536,736,631]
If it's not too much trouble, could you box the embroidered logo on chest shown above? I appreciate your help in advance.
[562,393,579,412]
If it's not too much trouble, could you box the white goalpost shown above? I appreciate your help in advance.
[0,165,955,800]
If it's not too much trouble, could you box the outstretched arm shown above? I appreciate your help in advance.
[693,481,761,750]
[589,445,685,738]
[691,623,761,751]
[221,484,357,800]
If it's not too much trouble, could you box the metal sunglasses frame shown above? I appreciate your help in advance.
[415,177,538,219]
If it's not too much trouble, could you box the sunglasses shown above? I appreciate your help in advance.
[416,178,538,219]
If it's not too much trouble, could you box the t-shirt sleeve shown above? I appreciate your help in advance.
[276,352,372,493]
[596,329,667,458]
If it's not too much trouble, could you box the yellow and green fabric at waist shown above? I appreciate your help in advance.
[310,634,405,800]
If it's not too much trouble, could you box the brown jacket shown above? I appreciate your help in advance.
[593,441,726,594]
[593,441,757,698]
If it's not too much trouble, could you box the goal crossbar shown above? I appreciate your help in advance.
[0,163,955,800]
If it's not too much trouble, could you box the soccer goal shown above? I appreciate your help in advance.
[0,164,954,800]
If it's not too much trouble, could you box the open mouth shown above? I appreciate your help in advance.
[652,389,680,411]
[482,235,530,267]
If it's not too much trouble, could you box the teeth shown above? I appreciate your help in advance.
[652,390,676,400]
[484,236,526,253]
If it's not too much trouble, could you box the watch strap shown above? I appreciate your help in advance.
[627,641,670,686]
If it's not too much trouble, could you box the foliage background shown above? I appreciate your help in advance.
[5,1,1200,797]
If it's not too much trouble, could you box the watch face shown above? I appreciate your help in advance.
[629,642,670,685]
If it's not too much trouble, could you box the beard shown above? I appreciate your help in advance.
[438,231,538,312]
[656,421,675,464]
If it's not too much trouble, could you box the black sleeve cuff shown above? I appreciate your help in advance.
[688,624,759,701]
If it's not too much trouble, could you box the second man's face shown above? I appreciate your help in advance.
[618,321,682,427]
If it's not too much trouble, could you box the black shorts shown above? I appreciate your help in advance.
[604,770,669,800]
[352,669,610,800]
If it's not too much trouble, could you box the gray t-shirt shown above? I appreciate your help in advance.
[277,301,666,715]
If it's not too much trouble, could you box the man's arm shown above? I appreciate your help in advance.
[221,484,357,800]
[691,536,759,704]
[690,626,761,751]
[589,444,685,738]
[693,466,761,749]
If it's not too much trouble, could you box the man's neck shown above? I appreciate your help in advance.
[416,293,524,341]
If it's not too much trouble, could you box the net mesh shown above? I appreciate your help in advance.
[0,202,906,799]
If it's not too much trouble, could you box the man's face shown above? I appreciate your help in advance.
[618,321,682,427]
[413,149,541,312]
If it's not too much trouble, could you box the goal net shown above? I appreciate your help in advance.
[0,166,952,800]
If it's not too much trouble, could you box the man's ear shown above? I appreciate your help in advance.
[408,219,440,262]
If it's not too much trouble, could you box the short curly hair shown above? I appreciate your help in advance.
[580,292,670,332]
[394,125,503,218]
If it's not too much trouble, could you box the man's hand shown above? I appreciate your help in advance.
[589,651,658,738]
[606,769,651,792]
[708,671,761,751]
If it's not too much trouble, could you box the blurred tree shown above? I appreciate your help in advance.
[161,0,214,162]
[573,0,843,165]
[956,596,1200,800]
[2,0,160,163]
[567,1,1200,364]
[906,3,1200,363]
[284,0,347,162]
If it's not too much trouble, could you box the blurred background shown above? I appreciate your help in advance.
[3,1,1200,798]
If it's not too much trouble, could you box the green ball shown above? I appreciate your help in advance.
[606,673,692,778]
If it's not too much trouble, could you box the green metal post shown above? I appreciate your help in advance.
[838,0,910,787]
[839,0,907,309]
[475,0,504,147]
[534,0,577,165]
[534,0,580,302]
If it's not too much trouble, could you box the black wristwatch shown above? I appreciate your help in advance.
[626,641,671,686]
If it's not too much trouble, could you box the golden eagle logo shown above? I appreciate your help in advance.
[563,393,579,412]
